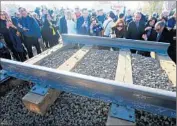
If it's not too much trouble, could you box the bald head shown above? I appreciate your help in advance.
[155,21,165,33]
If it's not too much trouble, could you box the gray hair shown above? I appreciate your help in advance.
[134,11,141,16]
[155,21,165,28]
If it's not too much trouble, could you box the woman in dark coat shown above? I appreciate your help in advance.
[0,11,26,61]
[110,19,126,38]
[41,14,59,48]
[143,17,157,41]
[141,17,158,57]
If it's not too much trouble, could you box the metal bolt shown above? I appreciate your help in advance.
[113,110,117,115]
[42,91,45,94]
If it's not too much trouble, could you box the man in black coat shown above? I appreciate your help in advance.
[154,21,172,43]
[126,11,145,53]
[154,21,175,62]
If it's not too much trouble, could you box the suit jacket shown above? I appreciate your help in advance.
[59,16,67,34]
[158,28,172,43]
[126,21,145,40]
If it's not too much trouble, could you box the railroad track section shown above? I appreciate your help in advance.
[0,35,176,125]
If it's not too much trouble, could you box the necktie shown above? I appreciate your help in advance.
[136,22,139,32]
[156,33,161,41]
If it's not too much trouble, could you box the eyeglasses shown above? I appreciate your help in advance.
[156,28,161,31]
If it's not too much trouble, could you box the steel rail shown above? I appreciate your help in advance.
[0,58,176,118]
[61,34,170,55]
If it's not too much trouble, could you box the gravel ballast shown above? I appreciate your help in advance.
[72,49,119,80]
[131,54,176,126]
[39,48,78,68]
[0,49,176,126]
[0,48,119,126]
[131,54,175,92]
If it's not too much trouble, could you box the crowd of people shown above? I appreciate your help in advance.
[0,6,176,64]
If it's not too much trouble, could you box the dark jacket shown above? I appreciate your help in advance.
[140,13,146,25]
[143,27,157,41]
[168,28,176,63]
[158,28,172,43]
[76,16,91,35]
[42,20,59,42]
[0,19,24,52]
[112,27,125,38]
[0,19,13,49]
[0,40,11,63]
[126,20,145,40]
[59,16,67,34]
[41,21,54,40]
[8,27,24,52]
[18,16,41,38]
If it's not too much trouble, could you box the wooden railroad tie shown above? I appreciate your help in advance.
[106,49,135,126]
[151,52,176,87]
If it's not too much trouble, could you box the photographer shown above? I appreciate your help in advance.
[90,17,103,36]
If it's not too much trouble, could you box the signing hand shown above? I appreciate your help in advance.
[110,34,116,38]
[142,34,148,40]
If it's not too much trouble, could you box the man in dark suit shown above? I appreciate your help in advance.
[126,11,145,53]
[154,21,172,43]
[154,21,175,62]
[76,8,91,35]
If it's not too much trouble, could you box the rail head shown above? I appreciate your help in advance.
[61,34,170,55]
[0,58,176,118]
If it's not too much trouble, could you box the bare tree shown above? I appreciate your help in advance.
[141,1,164,16]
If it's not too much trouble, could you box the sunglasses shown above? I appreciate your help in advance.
[117,25,123,28]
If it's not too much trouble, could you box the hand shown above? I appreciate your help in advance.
[145,26,152,31]
[90,24,93,29]
[8,21,13,26]
[72,14,77,22]
[82,22,86,27]
[18,23,22,28]
[110,34,116,38]
[38,38,42,42]
[23,27,29,31]
[142,34,147,40]
[6,21,11,28]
